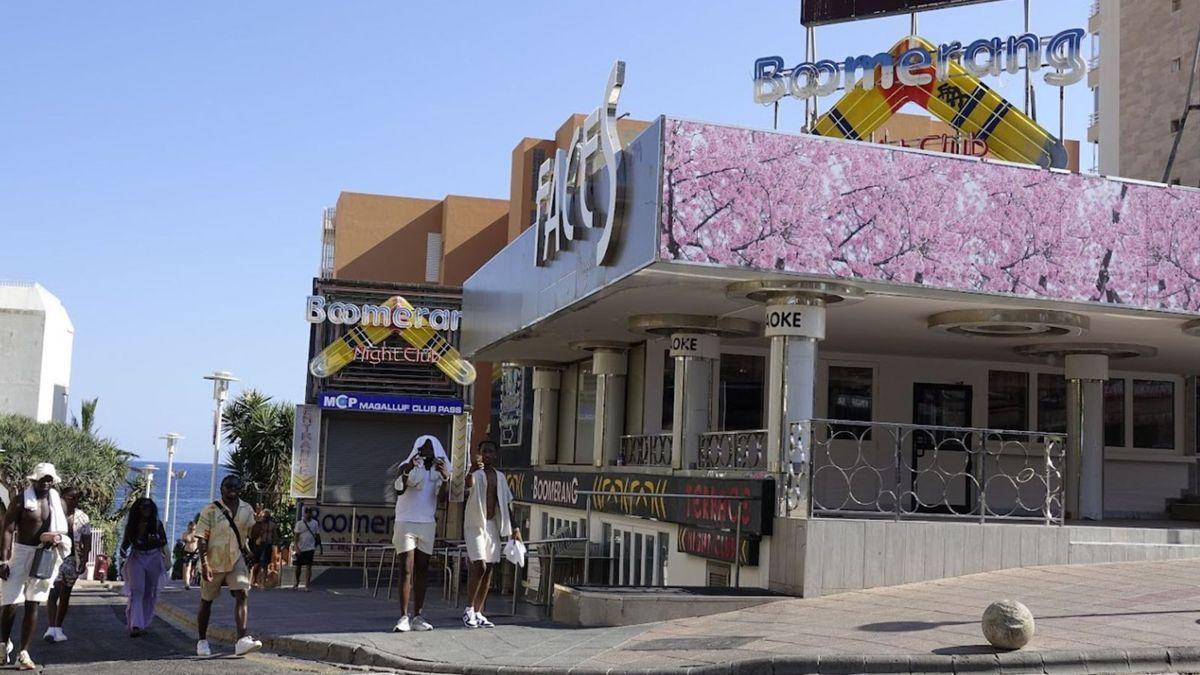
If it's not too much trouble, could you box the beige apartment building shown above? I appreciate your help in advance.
[1089,0,1200,184]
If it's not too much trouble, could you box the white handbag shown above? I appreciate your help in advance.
[503,540,526,568]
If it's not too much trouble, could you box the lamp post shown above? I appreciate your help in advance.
[171,469,188,543]
[203,370,238,501]
[138,464,159,498]
[159,433,183,527]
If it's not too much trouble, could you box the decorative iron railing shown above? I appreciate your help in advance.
[699,430,768,470]
[784,419,1065,524]
[619,433,672,466]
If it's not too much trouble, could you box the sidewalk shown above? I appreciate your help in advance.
[155,559,1200,674]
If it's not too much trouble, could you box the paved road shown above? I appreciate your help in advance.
[21,585,348,673]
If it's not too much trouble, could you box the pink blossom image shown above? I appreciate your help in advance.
[660,119,1200,314]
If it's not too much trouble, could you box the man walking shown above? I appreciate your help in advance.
[463,441,520,628]
[0,463,70,670]
[291,507,320,591]
[390,435,449,632]
[195,475,262,657]
[44,487,90,643]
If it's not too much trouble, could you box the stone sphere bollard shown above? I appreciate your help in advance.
[982,600,1035,650]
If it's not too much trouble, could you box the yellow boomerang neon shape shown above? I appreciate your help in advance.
[308,295,476,385]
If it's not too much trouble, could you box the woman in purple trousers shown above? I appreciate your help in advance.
[121,498,168,637]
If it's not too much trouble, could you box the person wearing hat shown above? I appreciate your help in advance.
[0,463,71,670]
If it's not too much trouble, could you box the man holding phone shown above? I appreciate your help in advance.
[390,435,449,632]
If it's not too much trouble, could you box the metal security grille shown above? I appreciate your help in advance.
[321,412,451,505]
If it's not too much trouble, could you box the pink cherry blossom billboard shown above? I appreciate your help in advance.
[660,119,1200,315]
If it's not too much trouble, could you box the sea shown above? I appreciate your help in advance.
[119,461,231,543]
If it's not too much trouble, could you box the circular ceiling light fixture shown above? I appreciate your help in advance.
[927,309,1089,338]
[726,279,866,305]
[1013,342,1157,361]
[627,314,759,338]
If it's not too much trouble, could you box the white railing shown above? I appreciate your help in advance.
[784,419,1066,524]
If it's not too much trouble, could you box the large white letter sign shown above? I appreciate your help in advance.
[534,60,626,267]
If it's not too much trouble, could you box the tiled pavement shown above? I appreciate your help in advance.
[155,559,1200,673]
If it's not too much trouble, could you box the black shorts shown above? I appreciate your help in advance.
[296,550,315,566]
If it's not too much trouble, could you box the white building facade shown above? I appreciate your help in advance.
[463,113,1200,598]
[0,282,74,423]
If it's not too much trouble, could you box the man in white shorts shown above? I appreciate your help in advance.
[390,435,449,633]
[0,463,70,671]
[462,440,520,628]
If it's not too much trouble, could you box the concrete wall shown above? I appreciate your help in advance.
[0,309,46,420]
[0,283,73,423]
[777,517,1200,598]
[1113,0,1200,185]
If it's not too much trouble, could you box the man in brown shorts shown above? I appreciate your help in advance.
[195,475,261,657]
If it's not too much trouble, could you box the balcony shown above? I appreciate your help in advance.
[786,419,1066,524]
[618,433,672,467]
[1088,111,1100,143]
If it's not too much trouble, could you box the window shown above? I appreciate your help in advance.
[1172,58,1183,73]
[828,366,873,437]
[1173,0,1182,12]
[608,525,665,586]
[1133,380,1174,449]
[1104,379,1126,447]
[1037,373,1068,434]
[719,354,764,430]
[661,352,675,430]
[541,512,583,539]
[989,371,1029,432]
[575,362,597,463]
[1171,119,1183,134]
[706,561,731,587]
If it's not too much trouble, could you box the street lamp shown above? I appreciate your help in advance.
[203,370,238,501]
[138,464,159,498]
[159,433,183,527]
[170,469,188,543]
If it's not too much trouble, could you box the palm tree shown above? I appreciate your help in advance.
[222,390,295,516]
[0,413,133,516]
[79,397,99,435]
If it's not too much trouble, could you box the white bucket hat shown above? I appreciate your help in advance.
[27,463,60,483]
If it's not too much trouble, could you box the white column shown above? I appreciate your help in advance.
[1066,353,1108,521]
[669,333,719,469]
[531,367,561,466]
[764,301,825,474]
[592,348,628,467]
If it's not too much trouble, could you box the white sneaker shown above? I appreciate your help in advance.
[196,639,212,657]
[463,609,479,628]
[476,612,495,628]
[43,627,55,643]
[52,628,68,643]
[16,650,34,671]
[4,640,12,665]
[410,614,433,631]
[235,635,263,656]
[392,615,411,633]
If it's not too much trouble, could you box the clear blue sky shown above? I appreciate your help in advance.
[0,0,1091,464]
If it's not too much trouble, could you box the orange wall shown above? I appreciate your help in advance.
[333,192,443,284]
